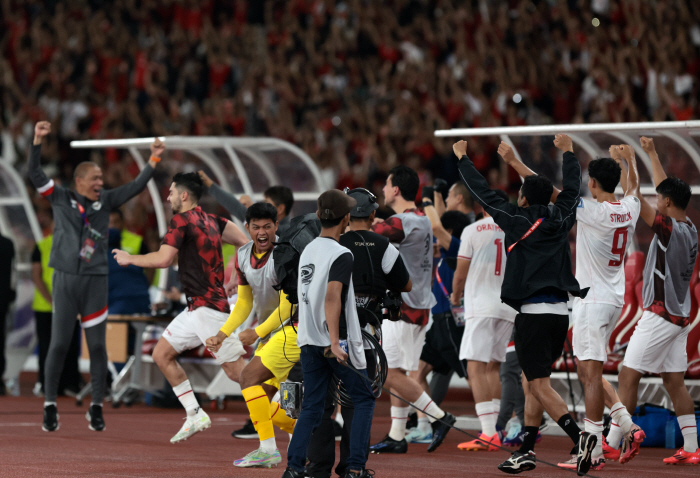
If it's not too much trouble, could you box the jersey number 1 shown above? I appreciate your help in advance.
[609,228,628,267]
[494,239,503,275]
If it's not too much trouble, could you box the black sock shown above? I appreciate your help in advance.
[517,426,540,454]
[557,414,582,445]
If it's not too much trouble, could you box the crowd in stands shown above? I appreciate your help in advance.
[2,0,700,236]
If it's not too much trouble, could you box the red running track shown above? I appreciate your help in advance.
[0,394,692,477]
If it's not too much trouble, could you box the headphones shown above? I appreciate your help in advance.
[344,187,377,204]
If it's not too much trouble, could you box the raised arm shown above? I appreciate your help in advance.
[498,141,561,202]
[105,140,161,208]
[640,136,666,187]
[112,244,178,269]
[199,170,248,222]
[420,191,452,250]
[621,143,655,227]
[551,134,581,215]
[613,144,639,197]
[28,122,59,199]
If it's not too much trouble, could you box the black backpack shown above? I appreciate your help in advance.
[273,213,322,304]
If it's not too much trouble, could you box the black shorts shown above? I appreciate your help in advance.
[420,312,467,377]
[514,313,569,381]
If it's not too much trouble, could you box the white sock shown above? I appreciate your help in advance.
[413,392,445,423]
[609,402,633,435]
[173,380,199,417]
[335,413,344,428]
[607,419,623,450]
[389,406,410,441]
[678,414,699,452]
[260,436,276,453]
[492,399,501,418]
[584,419,604,457]
[475,402,497,436]
[418,416,431,434]
[44,401,57,408]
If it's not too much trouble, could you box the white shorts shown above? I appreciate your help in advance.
[572,299,622,362]
[623,311,689,374]
[459,317,513,363]
[383,320,427,371]
[163,307,246,365]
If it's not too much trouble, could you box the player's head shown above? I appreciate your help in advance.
[264,186,294,220]
[169,172,203,213]
[656,177,691,213]
[109,209,124,230]
[74,161,103,202]
[317,189,356,231]
[446,182,474,212]
[245,202,278,253]
[440,211,470,239]
[519,175,553,207]
[587,158,621,197]
[384,165,419,208]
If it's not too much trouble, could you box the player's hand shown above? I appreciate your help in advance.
[640,136,656,154]
[452,140,468,159]
[553,134,574,153]
[34,121,51,144]
[111,249,132,267]
[225,276,238,297]
[238,328,259,346]
[198,170,214,188]
[451,294,461,306]
[434,178,449,196]
[239,195,253,208]
[206,333,225,353]
[330,343,349,363]
[497,141,517,164]
[150,138,165,157]
[618,144,635,161]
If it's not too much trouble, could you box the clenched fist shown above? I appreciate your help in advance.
[151,138,166,157]
[618,144,635,161]
[198,170,214,188]
[452,140,468,159]
[34,121,51,144]
[553,134,573,153]
[497,141,517,164]
[640,136,656,154]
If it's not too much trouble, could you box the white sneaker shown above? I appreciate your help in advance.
[405,427,433,444]
[170,411,211,443]
[233,447,282,468]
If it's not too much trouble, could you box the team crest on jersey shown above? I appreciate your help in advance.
[577,198,584,208]
[92,201,102,210]
[301,264,315,284]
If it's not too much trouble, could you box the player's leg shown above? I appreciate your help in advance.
[42,271,80,432]
[260,325,300,435]
[407,360,433,443]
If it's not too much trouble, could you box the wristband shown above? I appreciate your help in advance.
[150,156,161,163]
[422,200,434,207]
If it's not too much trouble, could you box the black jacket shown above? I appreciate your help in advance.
[457,151,587,312]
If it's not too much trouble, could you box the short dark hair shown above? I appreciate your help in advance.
[264,186,294,216]
[521,175,553,206]
[172,172,204,202]
[441,211,470,238]
[320,215,345,228]
[493,189,510,203]
[588,158,621,193]
[246,202,278,224]
[452,182,474,209]
[657,177,691,210]
[388,165,419,201]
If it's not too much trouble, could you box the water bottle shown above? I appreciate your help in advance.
[665,417,676,449]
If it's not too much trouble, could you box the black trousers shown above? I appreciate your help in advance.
[0,301,8,382]
[34,311,82,393]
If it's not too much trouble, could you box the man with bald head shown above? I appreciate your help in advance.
[28,121,160,433]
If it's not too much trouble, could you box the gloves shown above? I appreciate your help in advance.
[421,186,434,201]
[434,179,449,197]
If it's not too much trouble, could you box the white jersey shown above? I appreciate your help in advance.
[457,217,516,321]
[575,196,641,306]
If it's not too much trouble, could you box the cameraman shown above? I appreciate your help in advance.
[306,188,412,478]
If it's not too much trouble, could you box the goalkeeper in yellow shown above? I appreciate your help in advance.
[206,202,298,468]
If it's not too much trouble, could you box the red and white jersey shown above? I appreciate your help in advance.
[575,196,641,306]
[457,217,516,321]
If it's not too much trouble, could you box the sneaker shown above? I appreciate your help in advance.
[369,435,408,454]
[602,438,620,461]
[281,467,307,478]
[458,432,501,451]
[405,427,433,444]
[42,405,59,432]
[558,455,605,471]
[662,448,700,465]
[232,418,257,439]
[233,447,282,468]
[170,411,212,443]
[619,424,645,464]
[498,451,536,474]
[33,382,44,397]
[427,412,456,452]
[577,432,597,475]
[342,469,375,478]
[334,420,343,441]
[86,404,105,431]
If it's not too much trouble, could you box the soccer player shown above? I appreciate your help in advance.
[29,121,159,432]
[600,138,699,465]
[206,202,298,468]
[500,141,641,471]
[370,166,456,454]
[113,172,249,443]
[451,189,517,452]
[455,135,592,474]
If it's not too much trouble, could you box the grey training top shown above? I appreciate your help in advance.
[28,144,154,276]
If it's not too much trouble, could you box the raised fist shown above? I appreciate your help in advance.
[198,170,214,188]
[150,138,165,157]
[452,140,468,159]
[497,141,517,164]
[35,121,51,138]
[609,145,622,161]
[640,136,656,154]
[553,134,573,153]
[618,144,635,161]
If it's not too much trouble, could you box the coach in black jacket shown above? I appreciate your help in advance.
[454,135,594,475]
